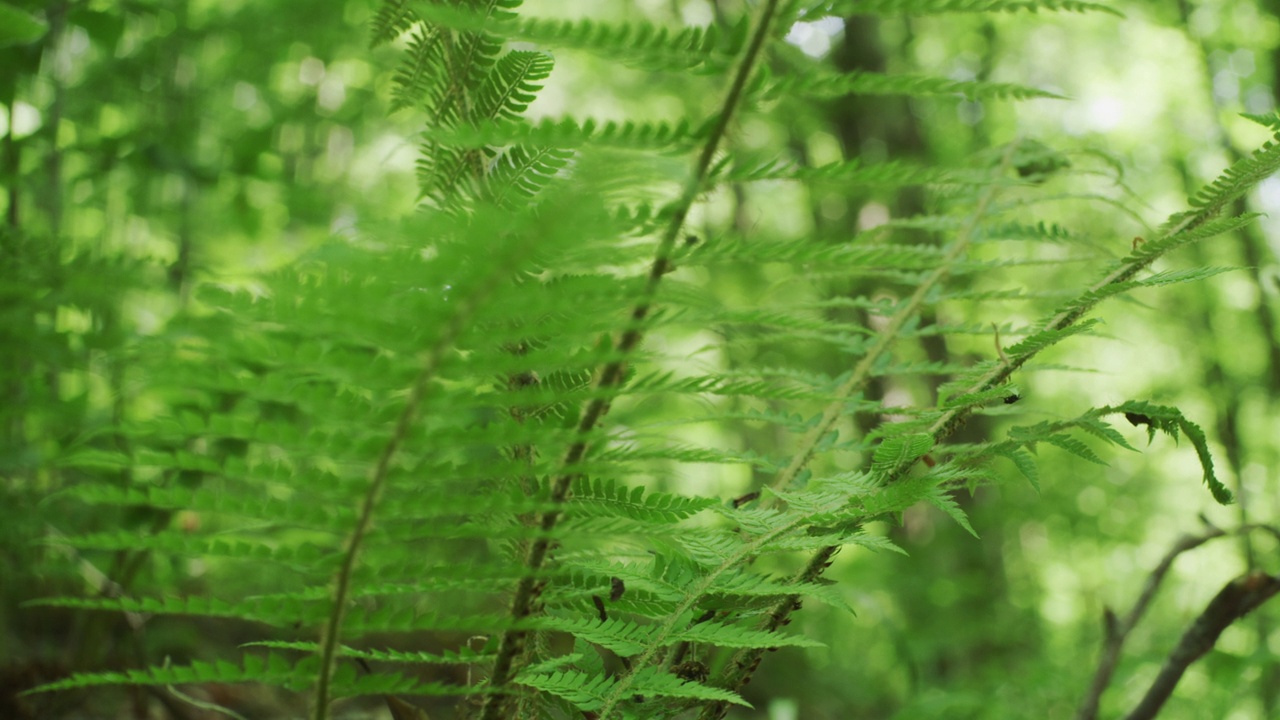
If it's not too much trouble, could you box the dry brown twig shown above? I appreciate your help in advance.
[1076,522,1280,720]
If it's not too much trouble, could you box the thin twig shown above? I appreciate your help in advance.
[1077,523,1280,720]
[1074,529,1223,720]
[1125,572,1280,720]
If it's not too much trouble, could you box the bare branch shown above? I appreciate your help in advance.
[1125,572,1280,720]
[1077,523,1280,720]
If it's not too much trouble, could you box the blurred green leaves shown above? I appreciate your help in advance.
[0,3,44,48]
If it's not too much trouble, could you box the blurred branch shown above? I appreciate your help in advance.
[1076,523,1280,720]
[1125,571,1280,720]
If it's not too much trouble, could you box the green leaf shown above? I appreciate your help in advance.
[1005,318,1100,356]
[926,489,977,538]
[997,446,1040,491]
[0,3,47,47]
[871,433,935,475]
[808,0,1123,16]
[1044,434,1108,466]
[774,70,1063,101]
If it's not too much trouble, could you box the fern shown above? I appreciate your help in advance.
[771,70,1065,101]
[804,0,1124,15]
[27,0,1280,719]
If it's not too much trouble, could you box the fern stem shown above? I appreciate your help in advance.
[697,139,1280,719]
[594,464,844,716]
[477,3,784,718]
[918,181,1262,456]
[312,240,525,720]
[688,141,1022,720]
[312,338,454,720]
[766,140,1023,501]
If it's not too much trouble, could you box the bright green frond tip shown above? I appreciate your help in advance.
[1241,111,1280,132]
[1178,133,1280,228]
[1104,402,1232,505]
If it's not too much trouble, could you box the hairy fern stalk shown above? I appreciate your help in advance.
[32,0,1278,718]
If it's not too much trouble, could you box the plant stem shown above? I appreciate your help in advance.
[700,139,1280,717]
[312,239,524,719]
[477,2,784,718]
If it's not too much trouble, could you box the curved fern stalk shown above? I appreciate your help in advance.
[764,138,1023,502]
[919,134,1280,459]
[475,2,785,718]
[692,133,1280,720]
[771,70,1064,101]
[311,228,541,720]
[671,142,1022,720]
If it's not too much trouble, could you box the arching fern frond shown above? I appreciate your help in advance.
[370,0,418,47]
[473,50,554,123]
[802,0,1123,16]
[1182,133,1280,223]
[771,70,1065,101]
[411,3,748,72]
[420,117,705,153]
[32,1,1280,719]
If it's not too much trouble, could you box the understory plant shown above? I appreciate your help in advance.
[26,0,1280,718]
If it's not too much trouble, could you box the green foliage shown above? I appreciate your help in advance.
[805,0,1124,16]
[0,2,45,47]
[772,70,1065,101]
[14,0,1275,719]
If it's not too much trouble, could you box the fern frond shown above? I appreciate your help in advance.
[995,446,1041,490]
[804,0,1123,16]
[486,145,574,206]
[514,667,749,712]
[1129,213,1258,261]
[30,595,330,628]
[570,477,718,523]
[1101,402,1231,504]
[474,50,554,123]
[243,641,495,666]
[412,4,746,71]
[389,25,444,112]
[925,487,978,537]
[1181,133,1280,223]
[1241,111,1280,131]
[721,156,991,187]
[370,0,418,47]
[1003,317,1100,355]
[515,15,747,72]
[30,653,317,695]
[420,116,705,152]
[772,70,1063,101]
